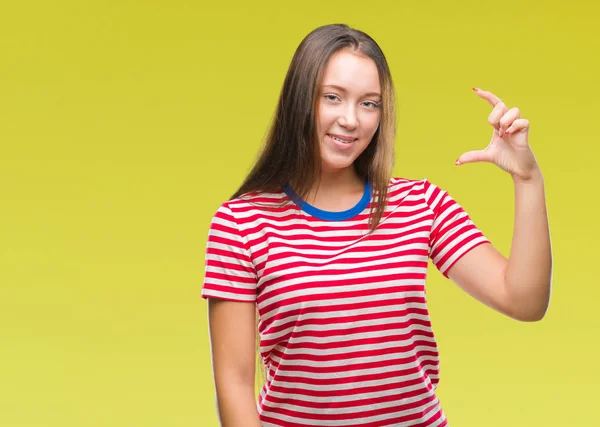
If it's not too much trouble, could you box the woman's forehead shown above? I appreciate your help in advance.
[321,49,380,95]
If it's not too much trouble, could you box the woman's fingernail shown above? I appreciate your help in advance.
[455,159,461,165]
[472,87,478,92]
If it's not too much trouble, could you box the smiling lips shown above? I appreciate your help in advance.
[327,133,358,144]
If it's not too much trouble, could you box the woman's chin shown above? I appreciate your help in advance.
[320,140,368,173]
[321,157,356,173]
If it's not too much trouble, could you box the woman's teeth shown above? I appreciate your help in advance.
[330,135,354,144]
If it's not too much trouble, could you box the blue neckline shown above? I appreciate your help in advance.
[283,181,372,221]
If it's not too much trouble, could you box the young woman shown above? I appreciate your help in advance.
[202,24,552,427]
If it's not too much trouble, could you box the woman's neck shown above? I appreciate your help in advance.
[304,166,365,212]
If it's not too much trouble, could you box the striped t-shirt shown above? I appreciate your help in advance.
[202,177,490,426]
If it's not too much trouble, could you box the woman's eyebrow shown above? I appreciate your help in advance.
[322,84,381,98]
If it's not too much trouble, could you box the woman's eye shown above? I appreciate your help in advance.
[363,101,381,108]
[325,94,339,102]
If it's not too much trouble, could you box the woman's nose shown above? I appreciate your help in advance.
[338,106,358,129]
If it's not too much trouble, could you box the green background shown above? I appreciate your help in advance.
[1,1,598,426]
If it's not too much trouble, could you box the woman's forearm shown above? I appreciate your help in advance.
[215,384,262,427]
[505,168,553,321]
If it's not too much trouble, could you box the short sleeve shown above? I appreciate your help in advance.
[423,180,491,278]
[201,203,258,302]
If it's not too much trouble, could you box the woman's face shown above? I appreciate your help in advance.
[316,48,382,174]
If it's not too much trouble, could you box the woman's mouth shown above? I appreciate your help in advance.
[326,133,358,145]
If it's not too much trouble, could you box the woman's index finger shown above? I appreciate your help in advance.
[474,88,502,107]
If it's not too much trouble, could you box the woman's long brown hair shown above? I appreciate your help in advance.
[230,23,396,233]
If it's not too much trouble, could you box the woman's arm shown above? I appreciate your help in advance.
[448,88,552,321]
[505,170,552,318]
[447,170,552,322]
[207,299,262,427]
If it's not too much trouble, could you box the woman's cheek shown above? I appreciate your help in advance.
[359,115,375,137]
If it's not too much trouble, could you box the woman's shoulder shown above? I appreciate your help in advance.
[227,189,287,206]
[211,188,291,222]
[386,176,449,205]
[388,176,434,191]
